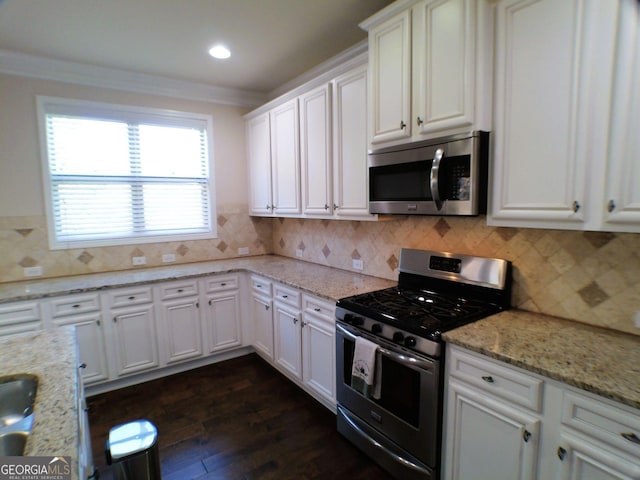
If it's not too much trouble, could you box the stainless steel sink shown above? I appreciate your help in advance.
[0,374,38,455]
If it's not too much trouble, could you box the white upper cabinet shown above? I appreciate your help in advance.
[363,0,491,148]
[300,84,333,216]
[489,0,640,233]
[270,99,301,215]
[332,64,373,218]
[367,8,412,145]
[247,112,272,215]
[602,0,640,232]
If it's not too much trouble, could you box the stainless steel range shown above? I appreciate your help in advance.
[336,248,512,480]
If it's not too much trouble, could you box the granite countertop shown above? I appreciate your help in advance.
[443,309,640,410]
[0,327,80,480]
[0,255,395,304]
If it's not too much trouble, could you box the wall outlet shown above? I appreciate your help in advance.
[295,249,303,258]
[132,256,147,266]
[24,266,43,277]
[238,247,249,255]
[352,259,364,271]
[162,253,176,263]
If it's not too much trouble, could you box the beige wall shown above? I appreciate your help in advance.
[272,217,640,337]
[0,73,272,281]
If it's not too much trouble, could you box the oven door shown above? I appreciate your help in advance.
[336,322,441,475]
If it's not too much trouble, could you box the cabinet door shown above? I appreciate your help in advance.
[445,378,540,480]
[247,112,273,215]
[111,304,159,376]
[603,0,640,232]
[300,84,332,216]
[53,312,109,385]
[274,302,302,380]
[412,0,474,136]
[556,432,640,480]
[490,0,593,228]
[270,99,301,214]
[368,9,412,145]
[251,293,274,360]
[204,290,242,353]
[332,64,371,218]
[302,309,335,406]
[158,296,203,365]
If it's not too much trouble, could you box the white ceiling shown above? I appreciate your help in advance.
[0,0,393,95]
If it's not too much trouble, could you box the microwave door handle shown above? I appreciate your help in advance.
[430,148,444,211]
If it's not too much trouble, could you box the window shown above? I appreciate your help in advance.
[38,97,216,249]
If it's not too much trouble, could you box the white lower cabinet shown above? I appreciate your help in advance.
[47,292,109,385]
[301,294,336,409]
[250,275,275,360]
[157,280,203,365]
[444,344,640,480]
[273,284,303,380]
[200,275,242,353]
[107,287,159,377]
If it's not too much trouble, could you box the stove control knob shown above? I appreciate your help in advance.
[392,332,404,343]
[352,316,364,326]
[404,336,417,348]
[343,313,355,323]
[371,323,383,334]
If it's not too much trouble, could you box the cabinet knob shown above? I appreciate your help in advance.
[324,204,330,210]
[607,199,616,213]
[557,446,567,461]
[96,319,101,326]
[301,321,307,328]
[333,204,339,210]
[481,375,494,383]
[417,116,423,126]
[572,200,580,213]
[522,429,532,443]
[621,432,640,445]
[400,120,406,129]
[266,204,271,210]
[265,305,270,311]
[79,363,87,369]
[208,299,212,306]
[293,318,298,324]
[113,317,117,323]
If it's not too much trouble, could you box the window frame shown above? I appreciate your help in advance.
[37,96,217,250]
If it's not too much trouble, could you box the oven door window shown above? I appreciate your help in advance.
[369,160,432,202]
[343,339,421,428]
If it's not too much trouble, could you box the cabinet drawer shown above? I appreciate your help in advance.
[274,284,301,308]
[49,293,101,317]
[448,346,544,412]
[0,301,41,326]
[108,287,153,307]
[251,275,272,296]
[302,294,335,319]
[202,275,238,293]
[159,281,198,299]
[561,390,640,457]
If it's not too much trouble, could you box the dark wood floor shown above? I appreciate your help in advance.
[88,354,393,480]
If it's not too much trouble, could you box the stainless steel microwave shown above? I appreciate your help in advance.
[368,131,489,216]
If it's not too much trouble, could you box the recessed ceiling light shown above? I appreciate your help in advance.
[208,45,231,59]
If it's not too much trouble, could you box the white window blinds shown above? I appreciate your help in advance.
[39,97,215,249]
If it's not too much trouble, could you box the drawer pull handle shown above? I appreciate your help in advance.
[621,432,640,445]
[221,283,227,286]
[128,296,135,300]
[177,289,184,293]
[314,308,321,312]
[282,295,288,299]
[257,284,262,288]
[522,430,531,443]
[72,304,81,308]
[557,446,567,461]
[481,375,495,383]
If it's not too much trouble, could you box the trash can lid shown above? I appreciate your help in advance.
[107,419,158,460]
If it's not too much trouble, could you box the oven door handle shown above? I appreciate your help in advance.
[337,323,435,372]
[338,406,434,477]
[429,148,444,211]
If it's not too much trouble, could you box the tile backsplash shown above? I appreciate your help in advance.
[2,210,639,337]
[0,209,272,282]
[272,216,640,336]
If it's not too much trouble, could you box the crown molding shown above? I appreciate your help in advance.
[267,40,368,100]
[0,49,267,109]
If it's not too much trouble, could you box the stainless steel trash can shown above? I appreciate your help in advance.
[106,419,161,480]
